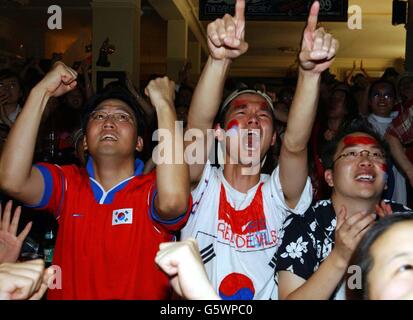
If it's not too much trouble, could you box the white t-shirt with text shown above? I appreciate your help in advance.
[181,162,313,300]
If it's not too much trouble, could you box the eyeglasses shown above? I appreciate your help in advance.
[89,111,134,123]
[334,149,386,163]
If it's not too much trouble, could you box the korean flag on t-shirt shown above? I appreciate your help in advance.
[112,208,133,226]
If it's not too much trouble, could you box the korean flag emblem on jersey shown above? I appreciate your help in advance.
[112,208,133,226]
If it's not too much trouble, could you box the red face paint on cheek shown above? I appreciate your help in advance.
[343,136,377,146]
[379,163,388,172]
[379,163,389,183]
[227,120,239,131]
[226,120,240,137]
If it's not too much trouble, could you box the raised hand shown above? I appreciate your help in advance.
[0,201,32,263]
[144,76,176,111]
[299,1,339,74]
[207,0,248,61]
[155,239,219,300]
[36,62,78,98]
[333,207,376,264]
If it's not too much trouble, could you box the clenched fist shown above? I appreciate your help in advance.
[35,62,78,98]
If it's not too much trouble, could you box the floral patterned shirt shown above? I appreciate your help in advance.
[275,199,411,300]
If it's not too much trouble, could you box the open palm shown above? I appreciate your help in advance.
[0,201,32,263]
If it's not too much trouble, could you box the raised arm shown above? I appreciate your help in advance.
[360,60,371,81]
[344,61,356,86]
[279,1,339,208]
[145,77,190,219]
[186,0,248,185]
[0,62,77,205]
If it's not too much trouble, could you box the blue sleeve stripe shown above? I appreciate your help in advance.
[150,189,187,225]
[27,165,53,208]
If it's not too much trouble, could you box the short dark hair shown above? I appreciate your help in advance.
[346,213,413,300]
[81,86,147,137]
[321,118,390,170]
[381,67,399,80]
[368,79,396,101]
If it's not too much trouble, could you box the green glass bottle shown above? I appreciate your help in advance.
[43,230,55,267]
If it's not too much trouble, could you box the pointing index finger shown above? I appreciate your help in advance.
[235,0,245,22]
[306,1,320,32]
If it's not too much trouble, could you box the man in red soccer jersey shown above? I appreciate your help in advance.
[0,63,191,299]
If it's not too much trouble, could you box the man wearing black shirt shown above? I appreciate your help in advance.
[276,119,411,300]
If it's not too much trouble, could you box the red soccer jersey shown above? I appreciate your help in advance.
[32,159,190,300]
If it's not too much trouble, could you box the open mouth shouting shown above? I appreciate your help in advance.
[242,129,261,151]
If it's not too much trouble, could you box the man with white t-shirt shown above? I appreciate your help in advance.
[180,0,339,300]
